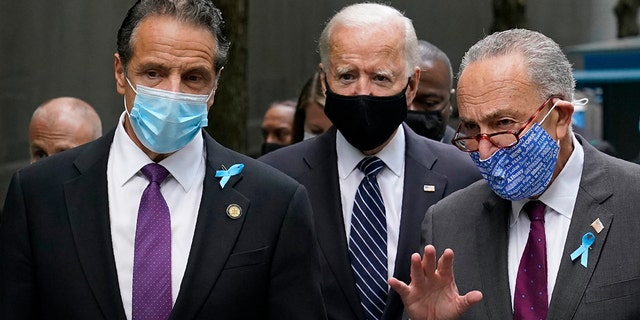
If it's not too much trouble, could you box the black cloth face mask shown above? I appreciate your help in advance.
[261,142,286,155]
[324,79,410,151]
[404,110,446,141]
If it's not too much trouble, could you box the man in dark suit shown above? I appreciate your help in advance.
[0,0,325,319]
[405,40,457,144]
[391,29,640,319]
[260,3,481,320]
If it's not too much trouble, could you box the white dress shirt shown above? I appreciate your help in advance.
[108,112,206,320]
[508,133,584,309]
[337,126,405,279]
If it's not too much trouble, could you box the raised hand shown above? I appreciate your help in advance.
[388,245,483,320]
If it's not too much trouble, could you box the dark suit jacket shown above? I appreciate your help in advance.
[422,135,640,319]
[260,124,482,320]
[441,125,456,145]
[0,129,326,320]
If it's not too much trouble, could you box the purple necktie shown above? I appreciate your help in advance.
[514,200,548,320]
[133,163,172,320]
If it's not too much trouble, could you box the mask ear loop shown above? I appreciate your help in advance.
[125,77,139,94]
[567,97,589,140]
[540,97,589,145]
[540,99,561,124]
[540,97,589,125]
[123,77,138,116]
[571,97,589,107]
[539,99,566,146]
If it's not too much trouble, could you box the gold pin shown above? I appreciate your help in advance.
[423,185,435,192]
[226,204,242,219]
[591,218,604,234]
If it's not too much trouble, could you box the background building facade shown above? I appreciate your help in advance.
[0,0,634,207]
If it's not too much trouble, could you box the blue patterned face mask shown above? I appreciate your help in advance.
[470,105,560,201]
[124,78,211,154]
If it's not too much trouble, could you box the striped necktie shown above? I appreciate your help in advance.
[349,156,387,320]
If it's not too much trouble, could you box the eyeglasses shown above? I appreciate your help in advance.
[451,96,559,152]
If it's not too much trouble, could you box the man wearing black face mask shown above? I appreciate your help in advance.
[404,40,457,143]
[260,99,296,155]
[260,3,481,320]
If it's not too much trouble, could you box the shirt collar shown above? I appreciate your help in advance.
[112,111,205,192]
[336,125,405,179]
[511,132,584,224]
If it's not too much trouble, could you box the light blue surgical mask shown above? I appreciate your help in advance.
[124,78,212,154]
[469,101,561,201]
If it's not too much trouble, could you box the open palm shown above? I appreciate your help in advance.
[389,245,483,320]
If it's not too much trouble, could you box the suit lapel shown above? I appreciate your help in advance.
[65,130,128,320]
[384,128,449,318]
[301,128,365,319]
[475,194,513,319]
[547,138,614,320]
[171,134,249,319]
[395,127,447,281]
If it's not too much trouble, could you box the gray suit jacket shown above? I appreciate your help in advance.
[260,124,481,320]
[0,128,326,319]
[422,135,640,319]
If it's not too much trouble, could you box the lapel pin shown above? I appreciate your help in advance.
[215,163,244,189]
[590,218,604,234]
[570,232,595,268]
[423,185,435,192]
[226,204,242,219]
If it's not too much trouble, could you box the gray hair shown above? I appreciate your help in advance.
[117,0,230,73]
[418,39,453,87]
[318,3,419,77]
[458,29,575,101]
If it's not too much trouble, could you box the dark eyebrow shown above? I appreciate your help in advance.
[133,62,167,73]
[185,66,214,79]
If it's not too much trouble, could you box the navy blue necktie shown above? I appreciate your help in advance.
[349,156,387,320]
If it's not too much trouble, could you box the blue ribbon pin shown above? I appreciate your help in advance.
[215,164,244,188]
[570,232,595,268]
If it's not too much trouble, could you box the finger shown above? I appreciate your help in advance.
[422,245,437,275]
[436,248,455,278]
[460,290,483,311]
[388,277,410,297]
[409,252,426,286]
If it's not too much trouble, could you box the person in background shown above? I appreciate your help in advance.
[29,97,102,163]
[261,99,296,155]
[404,40,456,143]
[0,0,325,319]
[261,3,481,319]
[291,71,332,143]
[390,28,640,319]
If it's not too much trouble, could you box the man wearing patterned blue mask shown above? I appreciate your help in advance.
[0,0,326,319]
[389,29,640,319]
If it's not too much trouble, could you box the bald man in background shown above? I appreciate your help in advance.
[29,97,102,163]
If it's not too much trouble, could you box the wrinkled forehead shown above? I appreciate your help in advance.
[457,55,540,116]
